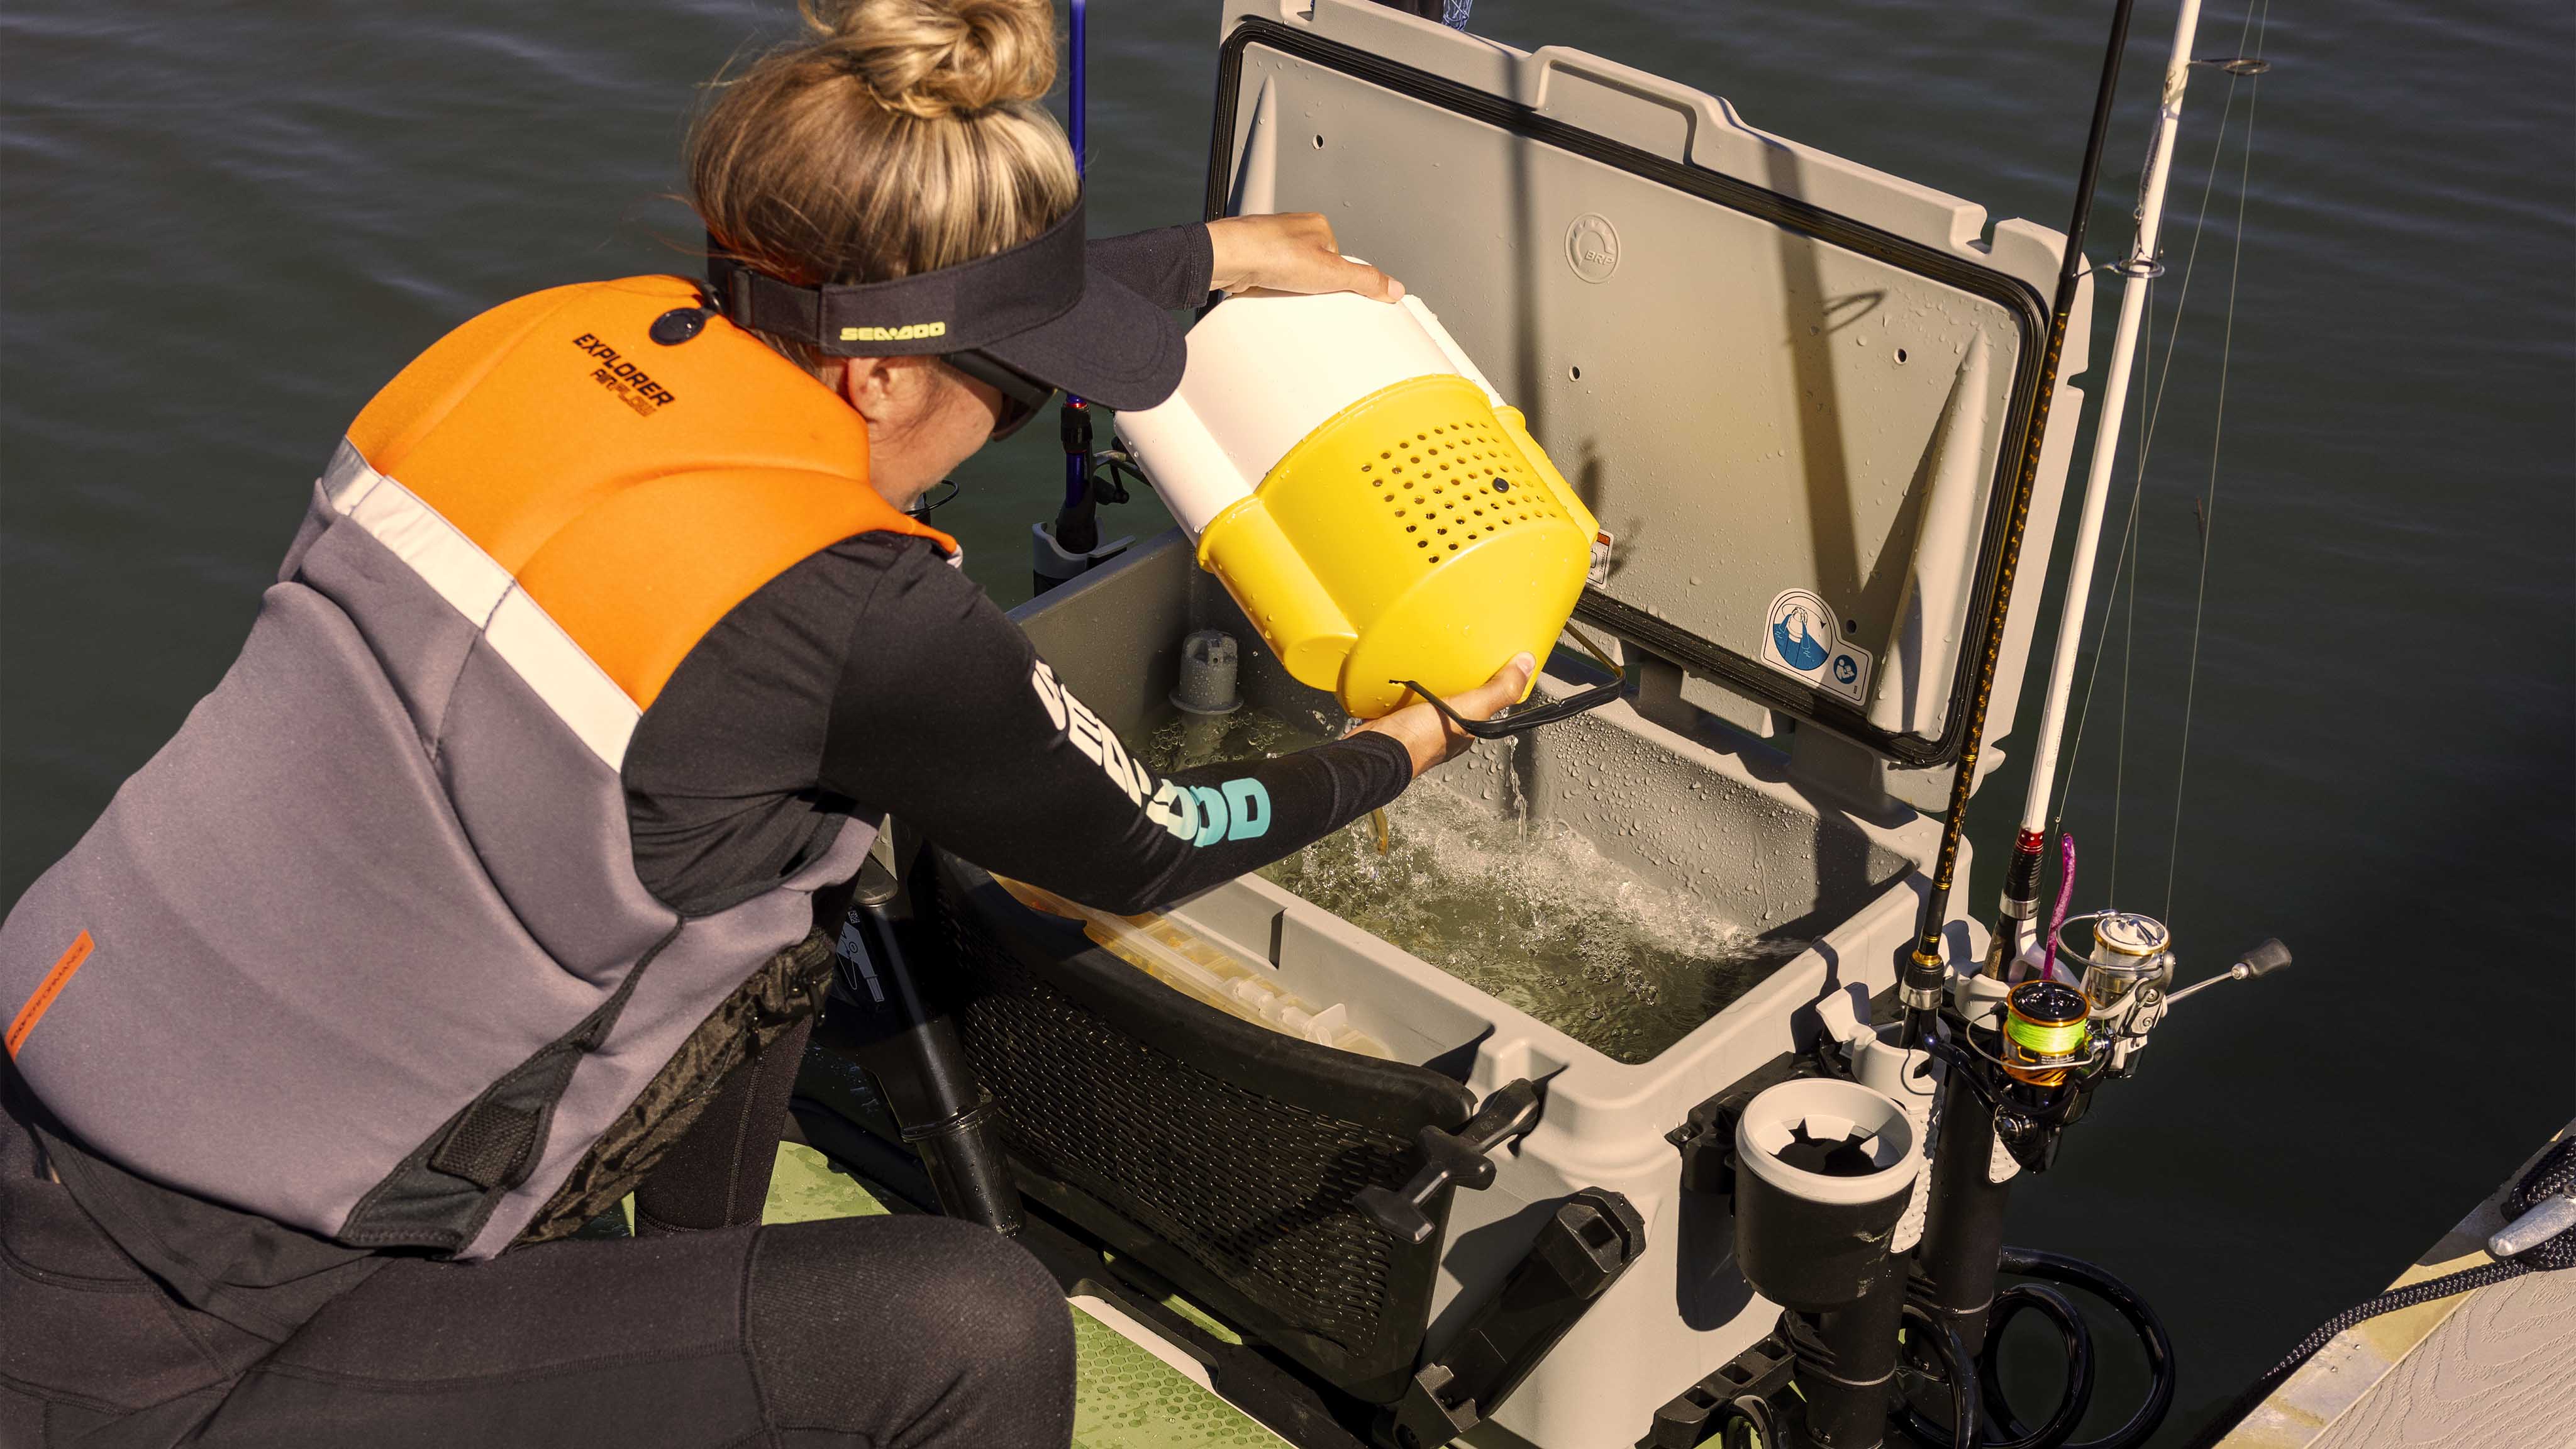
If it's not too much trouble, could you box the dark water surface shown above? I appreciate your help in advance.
[3,1,2569,1441]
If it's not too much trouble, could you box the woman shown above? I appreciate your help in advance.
[0,1,1526,1445]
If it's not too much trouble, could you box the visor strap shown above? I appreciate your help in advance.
[708,254,828,347]
[703,198,1087,359]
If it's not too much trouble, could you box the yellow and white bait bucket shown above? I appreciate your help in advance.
[1114,284,1599,719]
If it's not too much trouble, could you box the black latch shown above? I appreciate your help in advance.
[1667,1046,1825,1206]
[1667,1092,1750,1204]
[1389,1187,1648,1448]
[1358,1078,1542,1246]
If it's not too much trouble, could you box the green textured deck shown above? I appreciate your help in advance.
[760,1142,1282,1447]
[761,1139,894,1224]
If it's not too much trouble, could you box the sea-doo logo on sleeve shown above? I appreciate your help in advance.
[839,322,947,343]
[1172,779,1270,847]
[1030,659,1155,806]
[1028,660,1270,845]
[571,334,677,416]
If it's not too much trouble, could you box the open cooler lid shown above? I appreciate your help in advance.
[1202,0,2089,769]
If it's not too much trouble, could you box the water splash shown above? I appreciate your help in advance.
[1143,711,1804,1063]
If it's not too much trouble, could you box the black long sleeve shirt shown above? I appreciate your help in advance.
[35,226,1413,1335]
[622,225,1411,917]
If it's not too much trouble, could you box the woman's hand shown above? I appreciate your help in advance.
[1355,653,1537,778]
[1207,213,1405,302]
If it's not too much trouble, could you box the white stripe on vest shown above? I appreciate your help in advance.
[322,440,641,769]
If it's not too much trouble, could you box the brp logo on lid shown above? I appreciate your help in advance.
[1759,587,1874,706]
[1565,213,1620,284]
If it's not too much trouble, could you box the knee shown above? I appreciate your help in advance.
[748,1216,1073,1446]
[909,1218,1075,1396]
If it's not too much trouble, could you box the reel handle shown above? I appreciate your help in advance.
[2237,937,2292,977]
[2162,936,2294,1006]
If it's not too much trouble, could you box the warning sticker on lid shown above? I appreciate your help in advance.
[1759,588,1872,706]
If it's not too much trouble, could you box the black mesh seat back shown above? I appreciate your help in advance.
[930,854,1475,1402]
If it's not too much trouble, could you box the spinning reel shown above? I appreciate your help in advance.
[1653,914,2293,1449]
[1945,916,2291,1175]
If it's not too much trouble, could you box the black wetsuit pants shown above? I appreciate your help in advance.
[0,1021,1077,1448]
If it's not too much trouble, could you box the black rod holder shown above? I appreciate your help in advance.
[827,841,1024,1236]
[1789,1267,1911,1448]
[1912,1070,2014,1360]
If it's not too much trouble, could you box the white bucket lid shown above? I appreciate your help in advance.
[1113,279,1503,536]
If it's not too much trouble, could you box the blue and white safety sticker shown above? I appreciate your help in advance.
[1758,587,1872,706]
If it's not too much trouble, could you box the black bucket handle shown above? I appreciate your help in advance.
[1392,676,1623,739]
[1391,623,1628,740]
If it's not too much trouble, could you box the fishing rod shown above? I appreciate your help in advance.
[1893,13,2304,1448]
[1899,0,2143,1047]
[1039,0,1149,589]
[1984,0,2212,980]
[1050,0,1109,562]
[1069,0,1087,167]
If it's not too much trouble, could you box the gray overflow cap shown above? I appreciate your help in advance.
[1172,630,1243,715]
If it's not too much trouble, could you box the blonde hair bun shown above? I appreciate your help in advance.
[805,0,1057,120]
[692,0,1077,306]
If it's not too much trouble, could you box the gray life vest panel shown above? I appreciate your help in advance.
[0,277,953,1257]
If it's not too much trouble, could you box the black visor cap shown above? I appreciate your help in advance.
[708,197,1185,413]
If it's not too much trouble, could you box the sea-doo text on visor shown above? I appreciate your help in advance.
[706,197,1187,434]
